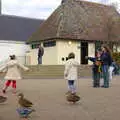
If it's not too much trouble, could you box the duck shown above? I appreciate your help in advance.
[66,93,80,103]
[18,93,33,108]
[0,96,7,103]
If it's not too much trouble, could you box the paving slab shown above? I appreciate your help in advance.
[0,76,120,120]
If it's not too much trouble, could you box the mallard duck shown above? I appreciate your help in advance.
[18,93,33,108]
[0,96,7,103]
[66,93,80,103]
[16,108,35,118]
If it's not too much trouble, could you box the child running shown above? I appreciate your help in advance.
[64,52,79,94]
[0,55,29,94]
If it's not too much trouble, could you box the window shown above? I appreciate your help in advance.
[31,44,40,49]
[95,41,102,51]
[43,41,56,47]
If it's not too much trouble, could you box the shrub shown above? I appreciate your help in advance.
[112,52,120,64]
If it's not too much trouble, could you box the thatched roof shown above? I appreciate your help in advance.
[27,0,120,43]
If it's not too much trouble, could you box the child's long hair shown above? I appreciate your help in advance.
[101,44,111,55]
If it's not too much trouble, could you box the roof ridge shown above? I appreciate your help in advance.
[1,14,44,21]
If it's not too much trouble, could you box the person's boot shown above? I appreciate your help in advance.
[2,89,6,94]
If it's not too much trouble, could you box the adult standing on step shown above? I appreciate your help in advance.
[38,44,44,64]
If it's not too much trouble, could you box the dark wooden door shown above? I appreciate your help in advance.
[81,42,88,64]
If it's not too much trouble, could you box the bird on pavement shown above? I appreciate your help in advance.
[66,93,80,103]
[0,96,7,103]
[17,93,35,118]
[18,93,33,108]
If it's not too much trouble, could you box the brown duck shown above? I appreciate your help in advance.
[18,93,33,108]
[66,93,80,103]
[0,96,7,103]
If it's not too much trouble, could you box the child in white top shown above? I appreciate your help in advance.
[64,52,79,94]
[0,55,29,94]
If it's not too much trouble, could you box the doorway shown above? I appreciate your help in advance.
[81,42,88,64]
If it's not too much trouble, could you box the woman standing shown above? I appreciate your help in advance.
[101,45,112,88]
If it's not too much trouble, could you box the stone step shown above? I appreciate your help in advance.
[0,65,92,79]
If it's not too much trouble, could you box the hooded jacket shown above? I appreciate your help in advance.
[0,60,29,80]
[64,58,79,80]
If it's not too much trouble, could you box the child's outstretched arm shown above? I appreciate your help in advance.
[18,63,29,71]
[0,64,7,72]
[85,56,96,62]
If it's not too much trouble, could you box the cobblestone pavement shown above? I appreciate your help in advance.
[0,76,120,120]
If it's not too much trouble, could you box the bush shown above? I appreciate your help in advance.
[112,52,120,64]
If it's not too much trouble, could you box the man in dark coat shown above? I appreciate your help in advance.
[38,44,44,64]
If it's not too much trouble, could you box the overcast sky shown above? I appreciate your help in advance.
[2,0,120,19]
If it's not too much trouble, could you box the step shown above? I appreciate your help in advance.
[0,65,92,79]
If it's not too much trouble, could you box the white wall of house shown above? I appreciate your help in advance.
[57,40,80,65]
[26,48,38,65]
[116,45,120,52]
[112,44,120,52]
[27,43,58,65]
[88,43,95,65]
[27,40,80,65]
[117,47,120,52]
[42,45,57,65]
[27,41,96,65]
[0,40,30,64]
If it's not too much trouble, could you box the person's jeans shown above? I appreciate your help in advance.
[102,65,109,88]
[68,80,76,93]
[38,57,42,64]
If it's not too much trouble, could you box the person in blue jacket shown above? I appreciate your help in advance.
[100,45,112,88]
[85,49,102,87]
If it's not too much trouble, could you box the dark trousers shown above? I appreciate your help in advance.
[38,56,42,64]
[92,71,100,87]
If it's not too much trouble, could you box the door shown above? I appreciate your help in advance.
[81,42,88,64]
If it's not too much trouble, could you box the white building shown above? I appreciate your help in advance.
[27,0,120,65]
[0,40,30,64]
[0,0,43,64]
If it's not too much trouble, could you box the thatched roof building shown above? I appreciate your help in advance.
[27,0,120,43]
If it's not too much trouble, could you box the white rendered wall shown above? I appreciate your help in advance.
[57,40,80,65]
[27,43,57,65]
[88,43,95,65]
[0,40,30,64]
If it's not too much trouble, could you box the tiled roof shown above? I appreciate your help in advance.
[0,14,44,41]
[28,0,120,43]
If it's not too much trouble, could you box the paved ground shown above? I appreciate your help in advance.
[0,76,120,120]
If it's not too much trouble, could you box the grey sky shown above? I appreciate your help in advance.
[1,0,120,19]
